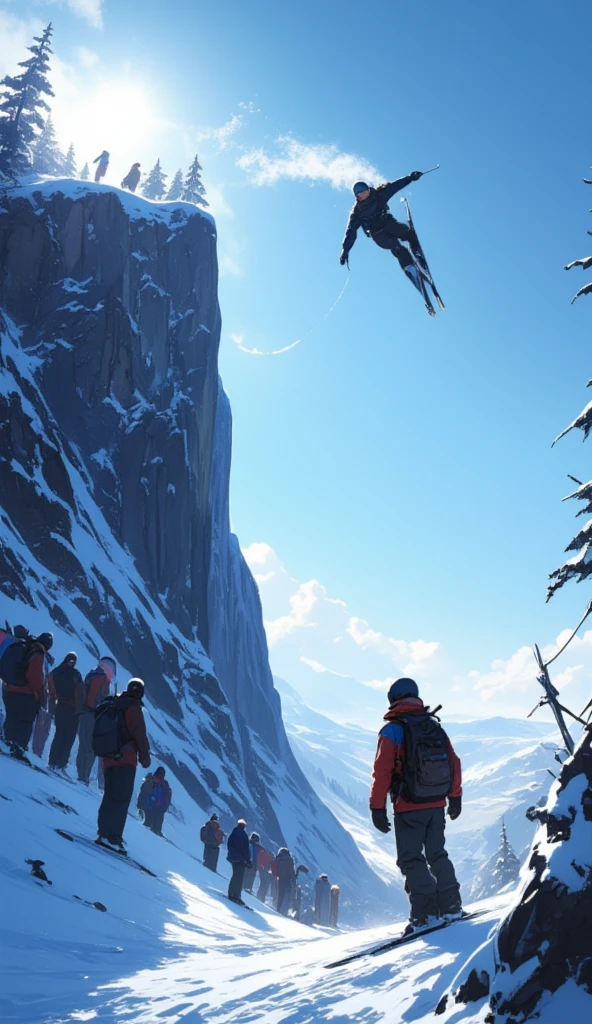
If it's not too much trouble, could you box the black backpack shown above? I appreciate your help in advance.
[395,711,453,803]
[0,628,33,687]
[92,697,131,758]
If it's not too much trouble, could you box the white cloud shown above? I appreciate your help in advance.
[64,0,103,28]
[242,541,592,727]
[196,114,244,151]
[237,135,382,191]
[75,46,100,68]
[0,12,40,79]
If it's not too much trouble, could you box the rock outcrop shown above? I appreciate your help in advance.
[0,179,390,922]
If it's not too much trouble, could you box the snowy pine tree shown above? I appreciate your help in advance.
[32,115,64,176]
[548,166,592,598]
[142,158,167,200]
[472,821,521,901]
[182,154,208,207]
[166,168,184,200]
[0,23,54,180]
[80,161,89,180]
[63,143,77,178]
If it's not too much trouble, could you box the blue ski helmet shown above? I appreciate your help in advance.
[388,677,419,704]
[353,181,370,195]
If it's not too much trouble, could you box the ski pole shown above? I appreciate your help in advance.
[421,164,440,175]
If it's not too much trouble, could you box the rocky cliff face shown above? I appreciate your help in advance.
[0,179,391,922]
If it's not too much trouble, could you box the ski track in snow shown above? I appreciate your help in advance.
[0,755,514,1024]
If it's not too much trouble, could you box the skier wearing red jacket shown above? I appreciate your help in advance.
[370,677,462,933]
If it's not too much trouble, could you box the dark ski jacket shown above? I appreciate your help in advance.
[48,662,83,708]
[370,697,462,813]
[341,175,414,256]
[3,641,47,701]
[275,848,296,883]
[202,820,224,847]
[227,824,250,865]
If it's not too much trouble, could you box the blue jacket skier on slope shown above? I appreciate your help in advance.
[340,172,442,316]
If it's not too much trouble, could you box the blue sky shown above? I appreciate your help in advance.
[4,0,592,703]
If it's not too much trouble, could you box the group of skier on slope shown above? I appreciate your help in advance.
[203,817,340,925]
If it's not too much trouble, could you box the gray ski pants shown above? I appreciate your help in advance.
[394,807,461,921]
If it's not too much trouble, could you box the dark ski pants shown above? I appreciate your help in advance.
[97,765,136,842]
[277,880,293,916]
[32,705,52,757]
[244,863,257,893]
[203,844,219,872]
[228,862,246,901]
[394,807,461,922]
[2,690,38,753]
[144,808,165,835]
[49,704,78,768]
[77,710,96,783]
[371,218,415,271]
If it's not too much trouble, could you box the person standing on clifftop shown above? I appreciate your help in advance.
[121,162,141,192]
[93,150,109,183]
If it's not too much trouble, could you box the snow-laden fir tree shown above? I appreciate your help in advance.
[32,115,64,176]
[182,154,208,207]
[548,168,592,598]
[63,143,77,178]
[142,158,167,200]
[166,168,184,200]
[0,23,54,180]
[80,161,89,180]
[470,821,521,901]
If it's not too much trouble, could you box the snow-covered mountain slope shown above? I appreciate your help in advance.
[0,178,390,923]
[275,677,559,894]
[1,754,512,1024]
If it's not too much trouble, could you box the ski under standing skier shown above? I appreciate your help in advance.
[340,173,438,315]
[370,677,462,934]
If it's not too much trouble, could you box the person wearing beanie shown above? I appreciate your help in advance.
[76,656,117,784]
[200,813,225,871]
[340,169,438,314]
[47,652,84,773]
[226,819,251,905]
[1,629,53,761]
[370,678,462,934]
[96,677,151,854]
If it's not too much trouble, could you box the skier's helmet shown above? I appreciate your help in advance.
[353,181,370,195]
[387,677,419,704]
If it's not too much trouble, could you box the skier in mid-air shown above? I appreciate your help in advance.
[340,172,443,316]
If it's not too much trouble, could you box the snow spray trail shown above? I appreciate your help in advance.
[231,275,350,356]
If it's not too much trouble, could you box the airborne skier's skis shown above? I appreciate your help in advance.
[402,197,445,313]
[324,910,484,969]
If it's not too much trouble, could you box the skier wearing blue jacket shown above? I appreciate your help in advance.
[340,172,439,313]
[227,819,251,905]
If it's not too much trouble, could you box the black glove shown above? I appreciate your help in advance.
[410,170,422,181]
[340,252,348,266]
[371,808,391,834]
[246,860,252,869]
[447,796,462,820]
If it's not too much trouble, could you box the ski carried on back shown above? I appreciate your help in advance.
[55,828,157,878]
[402,196,445,314]
[325,910,484,969]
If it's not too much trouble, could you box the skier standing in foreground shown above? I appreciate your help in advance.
[340,172,442,315]
[370,677,462,934]
[226,818,251,905]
